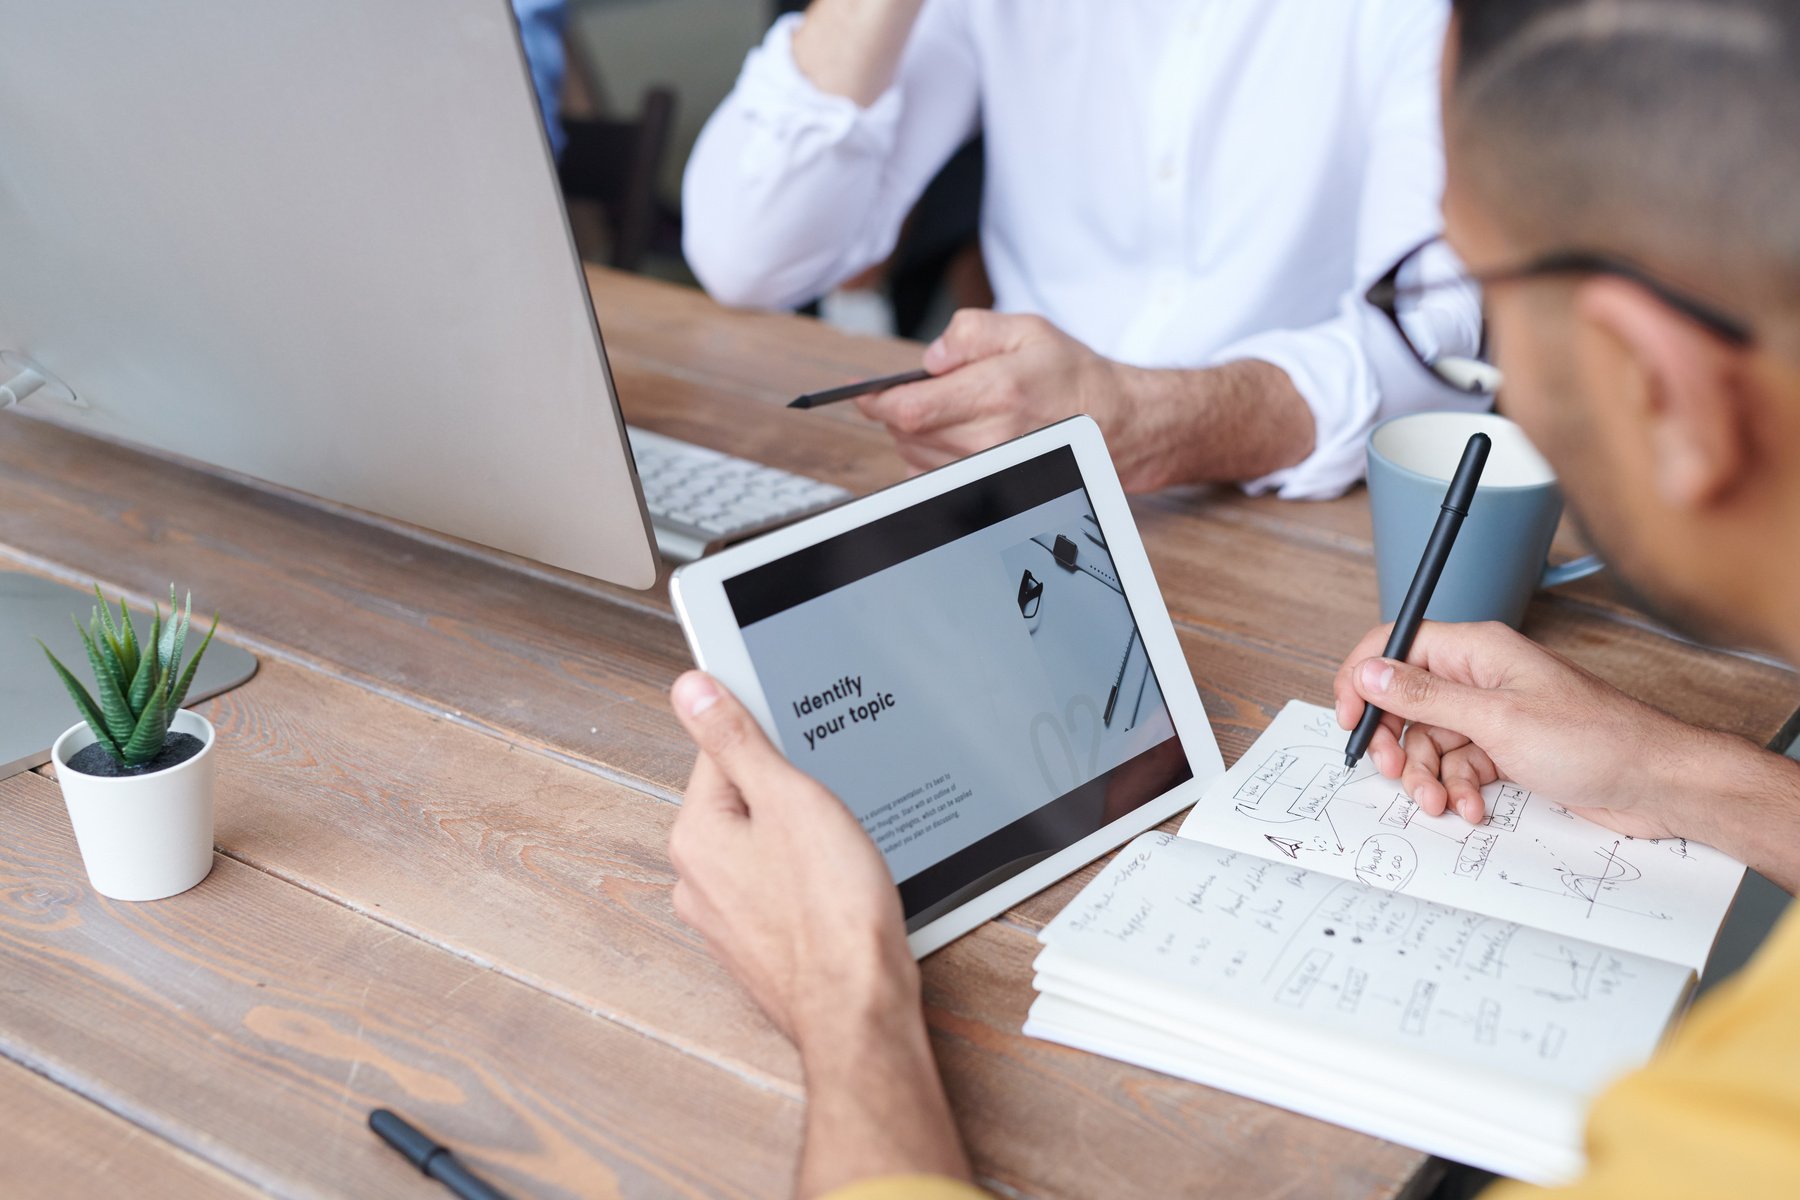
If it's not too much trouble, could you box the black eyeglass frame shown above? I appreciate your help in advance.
[1366,236,1756,394]
[1017,568,1044,620]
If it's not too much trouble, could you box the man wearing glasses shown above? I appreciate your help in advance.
[663,1,1800,1196]
[684,0,1481,499]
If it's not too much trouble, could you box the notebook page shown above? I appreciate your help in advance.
[1176,701,1744,969]
[1039,832,1692,1100]
[1025,991,1583,1185]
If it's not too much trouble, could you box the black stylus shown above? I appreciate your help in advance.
[369,1109,515,1200]
[789,368,931,409]
[1343,432,1491,767]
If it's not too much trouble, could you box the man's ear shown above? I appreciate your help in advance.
[1573,276,1751,510]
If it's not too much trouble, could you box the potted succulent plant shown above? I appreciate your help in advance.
[39,585,219,901]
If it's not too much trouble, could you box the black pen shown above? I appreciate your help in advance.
[369,1108,515,1200]
[788,368,931,409]
[1343,432,1491,767]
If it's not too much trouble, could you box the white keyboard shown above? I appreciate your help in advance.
[627,426,853,562]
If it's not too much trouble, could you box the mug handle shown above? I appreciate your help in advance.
[1541,553,1605,588]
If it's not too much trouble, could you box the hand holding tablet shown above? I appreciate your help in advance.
[671,418,1225,956]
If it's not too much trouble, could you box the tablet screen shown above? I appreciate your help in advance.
[722,445,1192,930]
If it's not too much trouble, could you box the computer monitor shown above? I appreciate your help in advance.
[0,0,659,589]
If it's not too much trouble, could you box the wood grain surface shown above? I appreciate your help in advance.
[5,657,1426,1198]
[0,767,804,1199]
[2,267,1793,1198]
[0,1056,255,1200]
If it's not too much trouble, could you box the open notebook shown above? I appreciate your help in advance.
[1025,700,1746,1184]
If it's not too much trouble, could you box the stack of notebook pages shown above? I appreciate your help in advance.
[1025,700,1747,1184]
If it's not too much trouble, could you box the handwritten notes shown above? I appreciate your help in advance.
[1038,832,1692,1094]
[1176,701,1745,969]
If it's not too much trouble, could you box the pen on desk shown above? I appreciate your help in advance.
[1343,432,1491,767]
[369,1108,515,1200]
[788,368,932,409]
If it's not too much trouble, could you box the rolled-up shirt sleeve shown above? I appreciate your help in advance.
[681,8,980,311]
[1219,0,1484,500]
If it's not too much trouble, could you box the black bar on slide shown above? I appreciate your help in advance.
[723,445,1085,627]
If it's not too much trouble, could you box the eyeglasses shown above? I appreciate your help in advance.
[1366,236,1756,397]
[1017,568,1044,619]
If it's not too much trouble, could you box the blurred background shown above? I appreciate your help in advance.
[559,0,984,341]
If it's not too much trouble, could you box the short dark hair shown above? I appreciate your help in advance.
[1447,0,1800,312]
[1452,0,1583,72]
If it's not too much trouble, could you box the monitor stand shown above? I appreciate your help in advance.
[0,571,258,779]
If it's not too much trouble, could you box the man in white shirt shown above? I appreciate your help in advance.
[682,0,1479,498]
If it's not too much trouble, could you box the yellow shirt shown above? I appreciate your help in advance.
[825,906,1800,1200]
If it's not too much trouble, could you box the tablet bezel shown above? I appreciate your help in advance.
[669,416,1225,957]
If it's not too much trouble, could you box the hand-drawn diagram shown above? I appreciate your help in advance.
[1561,841,1642,916]
[1380,795,1419,829]
[1232,745,1362,824]
[1529,943,1643,1003]
[1455,830,1500,880]
[1484,784,1531,832]
[1276,948,1333,1007]
[1232,742,1499,892]
[1355,834,1417,891]
[1040,832,1696,1096]
[1264,834,1306,859]
[1180,701,1747,969]
[1218,713,1626,899]
[1232,744,1376,861]
[1498,840,1662,922]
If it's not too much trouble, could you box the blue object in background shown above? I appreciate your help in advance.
[512,0,568,158]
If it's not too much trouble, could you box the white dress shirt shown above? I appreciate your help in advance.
[682,0,1481,498]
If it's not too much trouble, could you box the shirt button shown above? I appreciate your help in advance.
[1157,158,1176,183]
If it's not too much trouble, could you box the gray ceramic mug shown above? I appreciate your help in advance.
[1368,411,1603,627]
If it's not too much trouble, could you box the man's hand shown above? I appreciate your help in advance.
[856,311,1148,481]
[668,671,971,1197]
[1333,621,1710,839]
[1336,622,1800,892]
[856,310,1316,492]
[669,671,912,1043]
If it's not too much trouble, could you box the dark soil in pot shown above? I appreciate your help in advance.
[65,732,205,778]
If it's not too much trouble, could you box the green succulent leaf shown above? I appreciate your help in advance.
[165,614,217,713]
[160,587,192,683]
[38,640,124,765]
[128,607,163,713]
[117,593,141,682]
[75,614,136,746]
[119,686,172,768]
[92,586,133,681]
[155,586,172,666]
[84,607,128,698]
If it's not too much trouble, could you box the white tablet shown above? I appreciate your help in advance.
[670,417,1225,956]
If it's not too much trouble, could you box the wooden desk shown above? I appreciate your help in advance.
[1,267,1795,1199]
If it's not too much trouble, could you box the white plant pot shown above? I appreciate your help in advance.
[51,709,217,902]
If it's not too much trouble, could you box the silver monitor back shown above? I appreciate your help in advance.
[0,0,659,589]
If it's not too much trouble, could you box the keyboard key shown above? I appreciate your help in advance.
[626,425,852,560]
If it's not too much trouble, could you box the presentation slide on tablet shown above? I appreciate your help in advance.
[719,446,1193,930]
